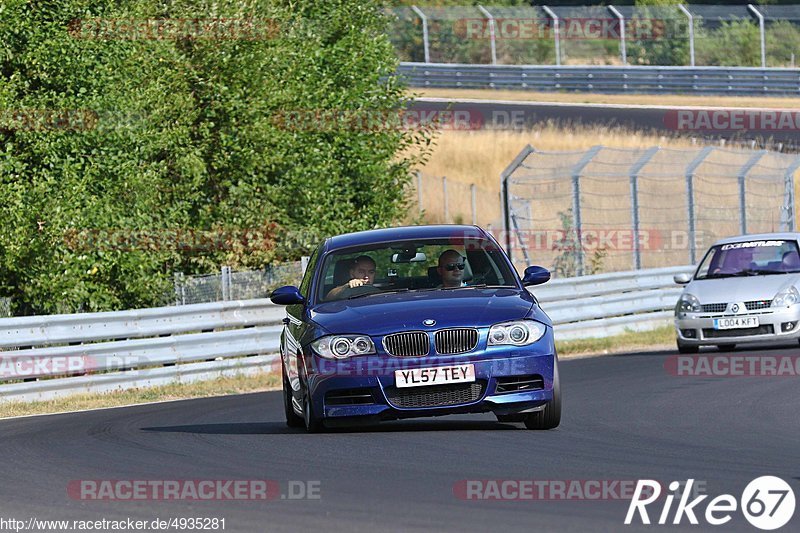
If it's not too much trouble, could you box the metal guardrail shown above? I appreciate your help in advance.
[0,266,691,403]
[399,62,800,95]
[0,299,284,403]
[535,265,693,340]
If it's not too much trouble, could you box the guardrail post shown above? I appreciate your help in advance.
[783,158,800,231]
[478,5,497,65]
[747,4,766,68]
[470,183,477,225]
[629,147,659,270]
[500,145,536,261]
[678,4,695,66]
[411,5,430,64]
[608,6,627,66]
[737,151,766,235]
[542,6,561,66]
[174,272,185,306]
[571,146,602,276]
[685,147,713,265]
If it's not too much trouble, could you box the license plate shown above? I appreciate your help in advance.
[713,317,759,330]
[394,364,475,389]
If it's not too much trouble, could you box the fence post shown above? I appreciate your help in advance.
[608,5,627,66]
[411,5,430,64]
[678,4,695,66]
[542,6,560,66]
[685,147,714,265]
[417,171,424,214]
[571,146,603,276]
[747,4,766,68]
[174,272,185,306]
[629,147,659,270]
[737,151,766,235]
[221,266,232,301]
[442,176,449,223]
[471,184,477,225]
[783,158,800,231]
[500,145,536,261]
[478,5,497,65]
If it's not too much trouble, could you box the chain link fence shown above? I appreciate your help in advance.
[388,4,800,67]
[500,145,800,277]
[411,172,501,227]
[173,261,305,305]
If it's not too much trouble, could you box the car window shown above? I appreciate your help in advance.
[318,237,517,302]
[695,239,800,279]
[298,246,320,299]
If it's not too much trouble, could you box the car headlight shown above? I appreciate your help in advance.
[310,335,376,359]
[771,286,800,308]
[676,294,701,314]
[488,320,547,346]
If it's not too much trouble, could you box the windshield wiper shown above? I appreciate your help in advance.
[347,288,409,300]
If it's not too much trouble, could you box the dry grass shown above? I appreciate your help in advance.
[414,88,800,110]
[556,326,674,358]
[0,371,280,419]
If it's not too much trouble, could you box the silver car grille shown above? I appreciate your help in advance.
[434,328,479,354]
[701,303,727,313]
[383,331,429,357]
[745,300,771,311]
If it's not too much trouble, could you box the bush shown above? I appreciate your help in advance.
[0,0,428,314]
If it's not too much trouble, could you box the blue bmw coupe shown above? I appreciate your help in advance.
[270,225,559,432]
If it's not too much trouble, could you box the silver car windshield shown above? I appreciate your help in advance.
[695,239,800,279]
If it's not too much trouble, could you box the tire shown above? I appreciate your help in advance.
[524,359,561,430]
[716,344,736,352]
[303,388,325,433]
[282,364,304,428]
[677,340,699,354]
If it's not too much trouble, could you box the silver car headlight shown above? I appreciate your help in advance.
[676,294,701,314]
[771,286,800,308]
[488,320,547,346]
[311,335,376,359]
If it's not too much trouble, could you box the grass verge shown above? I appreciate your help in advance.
[1,328,676,419]
[0,371,281,420]
[414,88,800,109]
[556,326,674,358]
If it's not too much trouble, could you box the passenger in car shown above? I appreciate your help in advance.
[437,249,467,288]
[326,255,377,299]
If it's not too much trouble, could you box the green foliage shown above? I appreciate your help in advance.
[696,18,761,67]
[551,209,607,278]
[0,0,427,314]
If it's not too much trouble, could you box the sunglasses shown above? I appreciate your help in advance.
[444,263,465,271]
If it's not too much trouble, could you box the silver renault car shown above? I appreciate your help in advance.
[674,233,800,352]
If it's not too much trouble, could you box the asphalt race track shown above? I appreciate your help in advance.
[411,98,800,150]
[1,344,798,532]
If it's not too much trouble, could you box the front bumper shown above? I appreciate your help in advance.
[305,347,556,423]
[675,304,800,346]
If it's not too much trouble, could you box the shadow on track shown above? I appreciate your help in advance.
[141,419,527,435]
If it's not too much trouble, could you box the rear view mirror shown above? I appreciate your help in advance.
[392,252,427,263]
[522,266,550,286]
[270,286,305,305]
[674,273,692,285]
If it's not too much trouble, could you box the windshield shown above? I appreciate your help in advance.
[695,239,800,279]
[317,237,518,302]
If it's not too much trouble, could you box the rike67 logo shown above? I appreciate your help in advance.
[625,477,795,530]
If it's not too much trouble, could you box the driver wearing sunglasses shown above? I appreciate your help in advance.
[437,249,467,288]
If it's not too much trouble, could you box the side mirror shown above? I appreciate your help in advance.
[270,285,305,305]
[674,273,692,285]
[522,266,551,286]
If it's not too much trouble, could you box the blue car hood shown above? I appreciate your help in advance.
[310,288,536,336]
